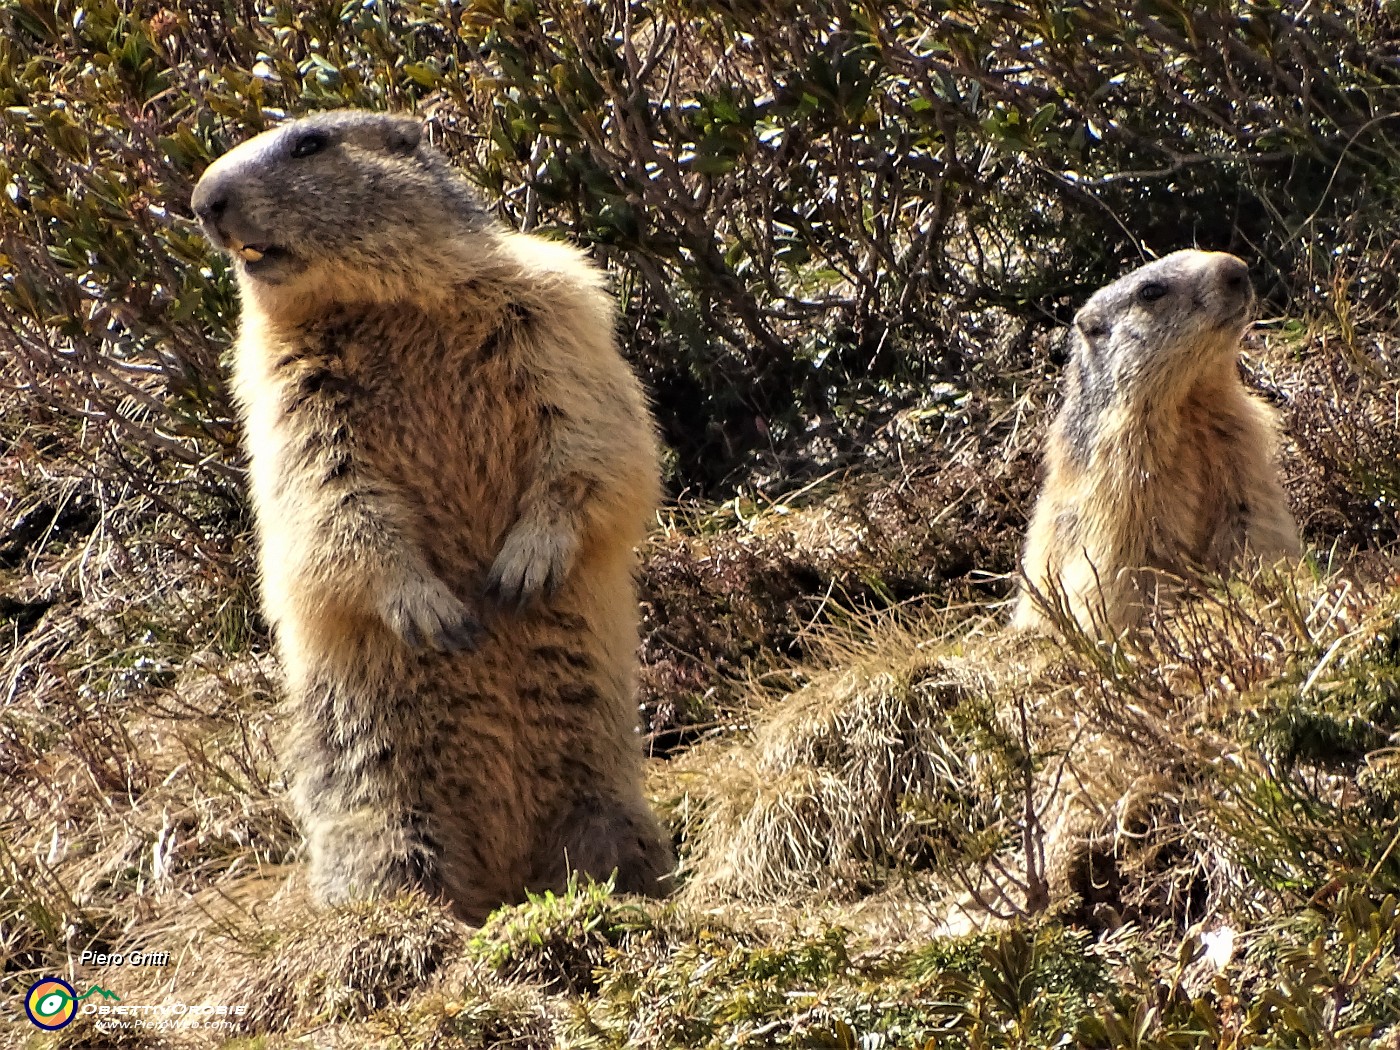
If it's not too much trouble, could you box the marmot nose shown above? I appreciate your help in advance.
[192,190,228,224]
[1215,254,1251,297]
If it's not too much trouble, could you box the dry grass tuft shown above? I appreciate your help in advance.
[1,593,291,970]
[673,610,1018,904]
[428,976,561,1050]
[143,889,464,1034]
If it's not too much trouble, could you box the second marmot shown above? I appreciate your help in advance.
[1015,249,1300,635]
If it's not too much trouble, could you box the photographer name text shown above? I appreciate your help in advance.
[80,950,171,967]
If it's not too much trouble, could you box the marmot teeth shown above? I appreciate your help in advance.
[226,237,265,262]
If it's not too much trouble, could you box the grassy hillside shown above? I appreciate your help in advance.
[3,2,1400,1047]
[4,320,1399,1047]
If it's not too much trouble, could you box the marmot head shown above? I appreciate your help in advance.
[191,110,488,302]
[1071,249,1255,397]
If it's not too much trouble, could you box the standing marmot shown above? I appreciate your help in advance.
[1014,249,1300,635]
[191,110,673,921]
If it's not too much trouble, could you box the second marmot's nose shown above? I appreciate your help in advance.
[1215,254,1251,298]
[191,183,228,225]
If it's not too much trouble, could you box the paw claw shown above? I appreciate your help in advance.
[486,526,575,611]
[435,617,481,652]
[380,573,480,652]
[482,565,515,608]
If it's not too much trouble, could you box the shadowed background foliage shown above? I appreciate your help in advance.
[3,0,1398,501]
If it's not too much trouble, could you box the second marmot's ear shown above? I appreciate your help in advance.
[386,120,423,155]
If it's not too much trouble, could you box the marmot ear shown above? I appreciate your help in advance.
[386,120,423,155]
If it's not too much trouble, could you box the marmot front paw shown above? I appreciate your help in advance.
[485,526,576,608]
[380,572,481,651]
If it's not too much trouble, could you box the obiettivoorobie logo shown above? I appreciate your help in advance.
[24,977,119,1031]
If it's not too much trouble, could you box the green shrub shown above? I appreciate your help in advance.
[468,875,652,995]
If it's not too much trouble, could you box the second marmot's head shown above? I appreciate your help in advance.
[1070,249,1255,400]
[191,110,487,299]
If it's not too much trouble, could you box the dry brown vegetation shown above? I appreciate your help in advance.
[5,319,1400,1047]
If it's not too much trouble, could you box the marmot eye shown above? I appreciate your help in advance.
[290,131,329,159]
[1137,281,1169,303]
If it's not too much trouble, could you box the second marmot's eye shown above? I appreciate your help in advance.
[1137,281,1169,303]
[291,132,329,159]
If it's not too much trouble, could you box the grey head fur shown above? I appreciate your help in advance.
[1059,249,1255,463]
[190,110,489,287]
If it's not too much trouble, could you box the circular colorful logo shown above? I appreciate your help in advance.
[25,977,77,1030]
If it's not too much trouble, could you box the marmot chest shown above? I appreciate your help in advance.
[280,304,545,561]
[1135,394,1254,569]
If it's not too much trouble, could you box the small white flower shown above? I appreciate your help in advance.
[1200,926,1236,971]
